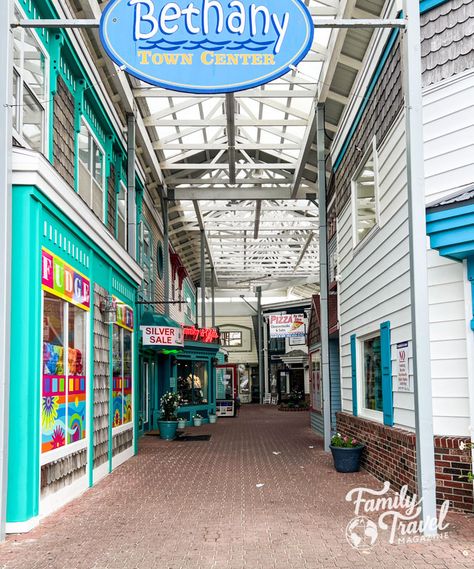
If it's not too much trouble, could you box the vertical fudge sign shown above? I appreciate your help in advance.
[100,0,314,93]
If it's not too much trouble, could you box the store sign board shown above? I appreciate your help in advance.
[100,0,314,94]
[114,297,134,331]
[141,325,184,347]
[396,341,412,392]
[269,314,305,338]
[183,325,220,343]
[41,248,90,311]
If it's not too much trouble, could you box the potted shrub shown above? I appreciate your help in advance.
[193,414,203,427]
[330,433,365,473]
[177,417,187,430]
[158,391,180,440]
[209,412,217,424]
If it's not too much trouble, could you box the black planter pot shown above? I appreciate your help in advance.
[330,444,365,473]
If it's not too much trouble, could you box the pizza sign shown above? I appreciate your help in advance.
[269,314,306,338]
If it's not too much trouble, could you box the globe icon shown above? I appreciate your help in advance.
[345,516,378,550]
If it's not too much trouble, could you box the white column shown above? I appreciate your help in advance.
[0,0,13,543]
[402,0,437,535]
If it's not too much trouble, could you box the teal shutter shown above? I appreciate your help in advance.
[380,321,394,426]
[350,334,358,416]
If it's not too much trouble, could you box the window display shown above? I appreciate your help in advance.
[112,323,133,428]
[363,335,383,412]
[42,293,87,453]
[177,360,208,405]
[310,351,322,412]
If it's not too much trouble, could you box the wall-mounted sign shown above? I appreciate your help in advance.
[395,341,412,392]
[141,325,184,347]
[183,326,220,343]
[100,0,314,94]
[269,314,305,338]
[114,297,134,331]
[41,248,90,311]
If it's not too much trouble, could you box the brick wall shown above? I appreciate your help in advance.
[337,412,473,512]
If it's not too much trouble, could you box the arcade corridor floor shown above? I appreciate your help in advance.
[1,406,474,569]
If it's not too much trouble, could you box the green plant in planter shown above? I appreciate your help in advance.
[458,440,474,482]
[331,432,361,448]
[160,391,181,421]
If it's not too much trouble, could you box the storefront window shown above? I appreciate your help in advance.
[310,351,322,412]
[113,325,133,427]
[42,292,87,454]
[177,360,208,405]
[363,336,383,412]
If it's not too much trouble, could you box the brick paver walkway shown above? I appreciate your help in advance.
[1,406,473,568]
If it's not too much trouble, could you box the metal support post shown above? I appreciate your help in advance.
[0,0,13,543]
[161,197,170,317]
[257,287,264,404]
[211,266,216,328]
[200,230,206,327]
[127,113,137,260]
[263,317,269,397]
[316,104,332,453]
[402,0,437,535]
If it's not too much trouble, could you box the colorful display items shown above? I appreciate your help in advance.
[42,248,90,310]
[183,326,220,344]
[269,314,306,338]
[99,0,314,94]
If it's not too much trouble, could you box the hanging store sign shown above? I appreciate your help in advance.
[114,297,134,331]
[141,325,184,347]
[183,325,220,343]
[269,314,305,338]
[100,0,314,94]
[41,248,90,311]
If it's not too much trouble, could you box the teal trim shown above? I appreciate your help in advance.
[88,287,95,487]
[108,322,113,473]
[467,257,474,331]
[420,0,450,12]
[350,334,358,417]
[380,321,394,427]
[7,188,42,523]
[426,202,474,261]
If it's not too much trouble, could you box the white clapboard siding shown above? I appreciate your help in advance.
[338,112,416,430]
[424,69,474,202]
[214,316,258,364]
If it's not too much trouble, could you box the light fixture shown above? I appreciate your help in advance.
[100,296,117,324]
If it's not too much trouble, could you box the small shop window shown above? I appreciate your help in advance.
[78,120,106,221]
[138,221,154,301]
[310,350,322,412]
[117,181,127,249]
[12,5,49,153]
[362,335,383,413]
[112,326,133,427]
[177,360,208,405]
[352,140,378,245]
[221,331,243,348]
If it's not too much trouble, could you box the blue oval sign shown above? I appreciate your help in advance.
[100,0,314,94]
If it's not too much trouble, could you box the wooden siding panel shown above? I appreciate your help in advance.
[52,75,75,189]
